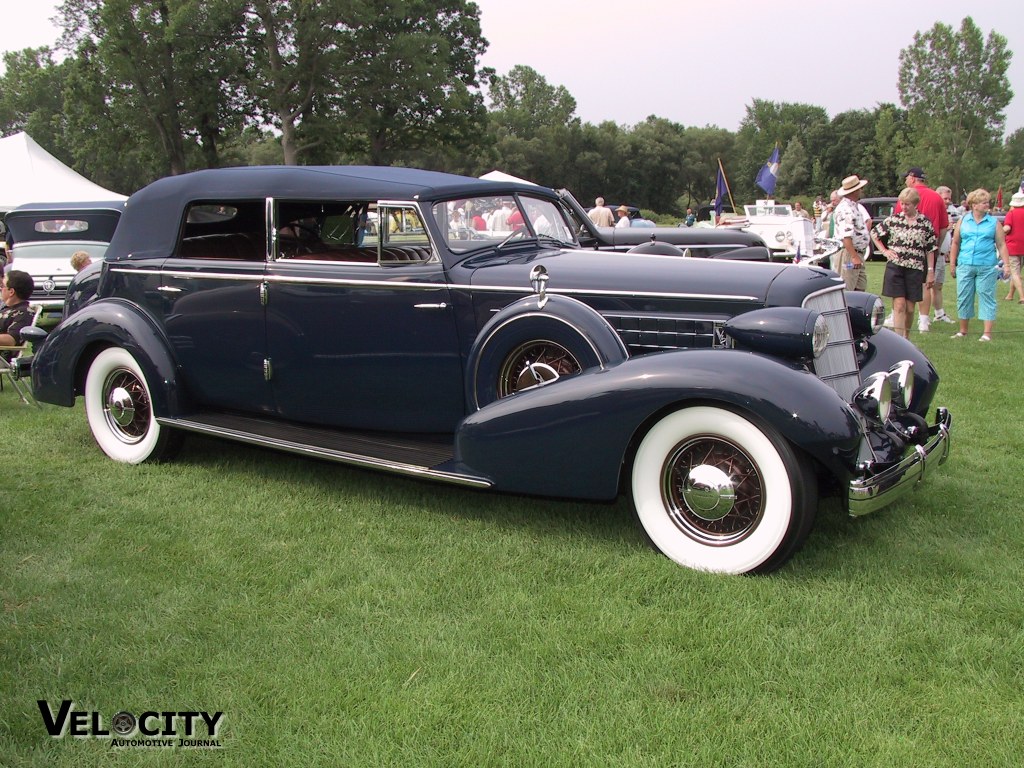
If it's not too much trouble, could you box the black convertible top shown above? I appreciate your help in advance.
[109,166,552,260]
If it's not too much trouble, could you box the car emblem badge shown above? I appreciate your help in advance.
[529,265,550,309]
[42,279,57,293]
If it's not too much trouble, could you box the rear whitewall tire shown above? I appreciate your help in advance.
[631,406,812,574]
[84,347,179,464]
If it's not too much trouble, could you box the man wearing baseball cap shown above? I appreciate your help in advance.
[897,167,949,331]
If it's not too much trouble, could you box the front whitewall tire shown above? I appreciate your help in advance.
[631,406,806,574]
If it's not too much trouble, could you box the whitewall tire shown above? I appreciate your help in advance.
[84,347,180,464]
[631,406,815,574]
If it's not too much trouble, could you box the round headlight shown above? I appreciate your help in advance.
[854,371,892,423]
[812,313,830,358]
[887,360,915,410]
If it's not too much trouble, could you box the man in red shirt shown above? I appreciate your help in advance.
[896,167,949,331]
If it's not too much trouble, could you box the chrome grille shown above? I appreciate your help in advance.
[803,286,861,401]
[604,286,861,403]
[606,315,726,354]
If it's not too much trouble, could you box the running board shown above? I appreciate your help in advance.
[158,412,492,489]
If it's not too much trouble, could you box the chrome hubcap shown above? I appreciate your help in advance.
[101,368,149,444]
[663,436,765,546]
[498,341,581,398]
[681,464,736,521]
[514,361,560,391]
[107,386,136,428]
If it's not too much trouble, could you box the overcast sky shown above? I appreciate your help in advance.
[4,0,1022,136]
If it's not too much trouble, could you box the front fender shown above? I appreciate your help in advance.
[456,349,862,500]
[31,299,186,415]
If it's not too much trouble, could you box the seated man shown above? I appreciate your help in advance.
[1,270,36,355]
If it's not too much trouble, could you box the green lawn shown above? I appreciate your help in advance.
[3,262,1024,766]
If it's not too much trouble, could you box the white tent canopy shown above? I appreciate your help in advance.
[479,169,538,185]
[0,132,127,211]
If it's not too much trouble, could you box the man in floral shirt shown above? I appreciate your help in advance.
[833,175,871,291]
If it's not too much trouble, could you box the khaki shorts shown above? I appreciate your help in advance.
[841,262,867,291]
[933,252,947,284]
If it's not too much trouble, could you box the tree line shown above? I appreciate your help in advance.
[1,3,1021,216]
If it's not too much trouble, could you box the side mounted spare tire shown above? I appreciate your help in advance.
[468,294,628,409]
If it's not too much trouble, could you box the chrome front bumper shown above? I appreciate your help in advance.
[847,407,952,517]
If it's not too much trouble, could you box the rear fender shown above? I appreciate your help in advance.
[456,348,862,500]
[31,299,186,415]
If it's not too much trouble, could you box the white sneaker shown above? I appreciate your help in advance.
[883,313,894,328]
[918,315,931,333]
[934,312,954,323]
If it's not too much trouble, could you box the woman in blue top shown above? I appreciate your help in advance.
[949,188,1010,341]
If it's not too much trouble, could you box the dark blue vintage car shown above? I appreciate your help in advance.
[31,166,951,574]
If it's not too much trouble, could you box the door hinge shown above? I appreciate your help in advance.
[263,358,273,381]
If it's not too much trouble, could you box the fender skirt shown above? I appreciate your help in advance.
[455,349,863,500]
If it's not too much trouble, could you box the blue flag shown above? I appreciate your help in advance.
[755,145,780,196]
[714,166,728,216]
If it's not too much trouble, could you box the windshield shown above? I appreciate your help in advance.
[431,194,577,253]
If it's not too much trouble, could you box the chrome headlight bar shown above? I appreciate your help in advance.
[854,361,915,425]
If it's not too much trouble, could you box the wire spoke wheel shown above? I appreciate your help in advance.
[631,406,815,574]
[663,436,764,546]
[101,367,153,444]
[85,347,181,464]
[497,340,581,398]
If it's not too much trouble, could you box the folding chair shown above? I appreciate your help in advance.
[0,304,43,407]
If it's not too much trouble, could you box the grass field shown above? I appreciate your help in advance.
[3,262,1024,766]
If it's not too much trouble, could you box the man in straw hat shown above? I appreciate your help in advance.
[834,174,870,291]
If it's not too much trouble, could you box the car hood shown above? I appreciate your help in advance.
[465,246,830,306]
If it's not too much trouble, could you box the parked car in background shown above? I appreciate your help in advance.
[3,201,124,324]
[564,190,770,260]
[859,197,898,222]
[33,166,951,574]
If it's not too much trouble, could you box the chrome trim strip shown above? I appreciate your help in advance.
[848,407,951,516]
[112,267,266,282]
[157,417,493,489]
[108,266,762,302]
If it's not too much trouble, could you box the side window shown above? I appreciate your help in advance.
[179,202,264,260]
[275,201,387,264]
[376,205,433,262]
